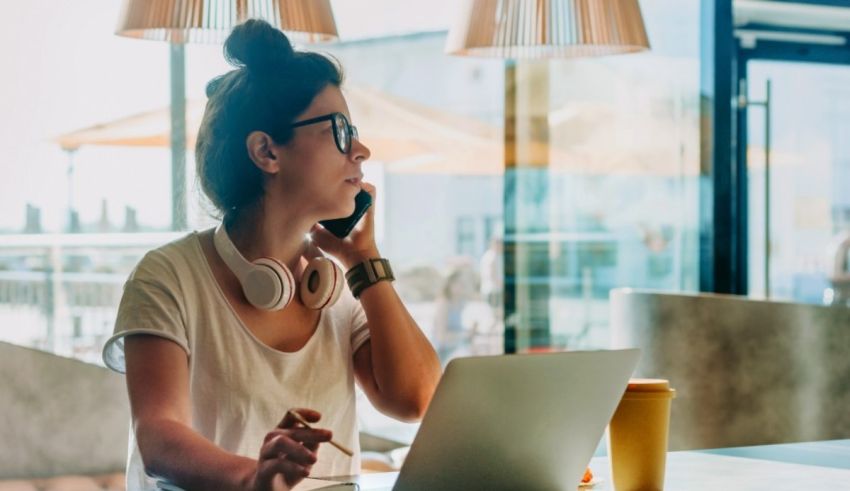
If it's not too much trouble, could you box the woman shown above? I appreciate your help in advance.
[102,19,441,491]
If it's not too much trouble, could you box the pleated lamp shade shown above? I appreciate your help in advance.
[116,0,338,44]
[446,0,650,58]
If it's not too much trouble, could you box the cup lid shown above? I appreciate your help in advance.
[627,378,671,392]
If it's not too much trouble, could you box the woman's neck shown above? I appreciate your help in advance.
[225,200,313,274]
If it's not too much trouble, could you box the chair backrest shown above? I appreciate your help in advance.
[610,289,850,450]
[0,342,129,479]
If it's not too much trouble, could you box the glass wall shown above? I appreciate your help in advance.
[508,0,701,352]
[0,1,176,363]
[0,0,701,442]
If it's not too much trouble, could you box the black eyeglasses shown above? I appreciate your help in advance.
[291,112,359,154]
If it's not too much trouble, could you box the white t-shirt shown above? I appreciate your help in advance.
[102,231,370,490]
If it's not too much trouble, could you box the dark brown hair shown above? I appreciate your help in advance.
[196,19,344,216]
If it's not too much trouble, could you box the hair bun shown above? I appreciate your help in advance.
[224,19,295,74]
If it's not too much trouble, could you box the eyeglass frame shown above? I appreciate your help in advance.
[290,112,359,154]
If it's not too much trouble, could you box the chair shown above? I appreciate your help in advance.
[610,289,850,450]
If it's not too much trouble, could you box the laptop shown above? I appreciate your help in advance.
[354,349,640,491]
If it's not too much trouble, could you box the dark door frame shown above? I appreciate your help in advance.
[701,0,850,295]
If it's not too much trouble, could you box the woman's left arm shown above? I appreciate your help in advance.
[310,183,441,422]
[350,276,442,422]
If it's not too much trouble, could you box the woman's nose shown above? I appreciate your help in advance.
[351,137,371,162]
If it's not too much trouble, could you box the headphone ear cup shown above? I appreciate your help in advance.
[300,257,344,310]
[247,258,295,311]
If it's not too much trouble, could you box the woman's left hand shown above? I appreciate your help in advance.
[310,181,380,269]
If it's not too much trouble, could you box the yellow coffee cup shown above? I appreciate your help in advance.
[607,378,676,491]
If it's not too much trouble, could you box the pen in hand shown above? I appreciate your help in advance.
[287,409,354,458]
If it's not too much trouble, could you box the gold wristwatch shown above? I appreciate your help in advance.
[346,258,395,298]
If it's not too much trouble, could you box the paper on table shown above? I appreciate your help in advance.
[156,477,358,491]
[291,477,359,490]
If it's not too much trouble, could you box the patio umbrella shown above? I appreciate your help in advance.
[55,85,695,177]
[54,85,507,175]
[56,100,206,151]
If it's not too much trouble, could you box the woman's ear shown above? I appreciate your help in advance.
[246,131,280,174]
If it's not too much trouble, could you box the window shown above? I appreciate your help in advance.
[746,62,850,303]
[1,0,702,444]
[506,0,701,351]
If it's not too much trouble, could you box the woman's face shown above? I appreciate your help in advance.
[272,84,370,220]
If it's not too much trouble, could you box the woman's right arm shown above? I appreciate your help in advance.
[124,335,329,491]
[124,334,256,490]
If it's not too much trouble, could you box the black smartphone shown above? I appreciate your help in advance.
[319,189,372,238]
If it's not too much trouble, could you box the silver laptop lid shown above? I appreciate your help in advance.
[393,349,640,491]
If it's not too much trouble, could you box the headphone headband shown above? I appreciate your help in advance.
[213,223,254,282]
[213,223,293,310]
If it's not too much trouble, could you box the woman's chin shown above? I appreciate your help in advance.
[323,205,355,221]
[340,194,359,215]
[318,191,357,220]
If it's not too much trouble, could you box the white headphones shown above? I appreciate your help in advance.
[213,223,344,311]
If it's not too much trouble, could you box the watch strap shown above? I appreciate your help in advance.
[346,258,395,298]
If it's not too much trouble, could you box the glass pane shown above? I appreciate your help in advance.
[508,0,701,352]
[0,1,179,363]
[746,61,850,303]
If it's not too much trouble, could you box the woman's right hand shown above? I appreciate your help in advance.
[248,409,332,491]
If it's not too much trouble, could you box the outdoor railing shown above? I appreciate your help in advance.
[0,232,182,364]
[1,231,513,365]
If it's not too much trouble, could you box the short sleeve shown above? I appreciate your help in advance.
[102,252,190,373]
[349,294,370,354]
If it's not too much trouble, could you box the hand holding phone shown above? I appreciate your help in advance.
[318,189,372,238]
